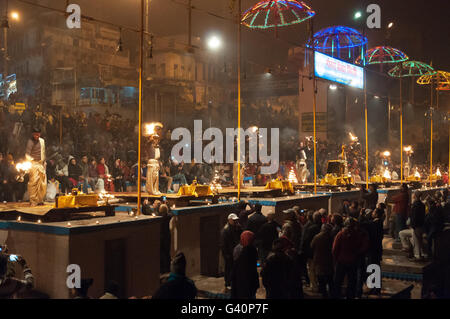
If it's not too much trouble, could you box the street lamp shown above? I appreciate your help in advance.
[10,11,19,21]
[354,11,362,20]
[207,35,222,51]
[387,22,394,29]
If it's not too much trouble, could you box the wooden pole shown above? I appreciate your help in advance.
[137,0,145,215]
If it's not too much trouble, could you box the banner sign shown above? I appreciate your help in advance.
[315,51,364,89]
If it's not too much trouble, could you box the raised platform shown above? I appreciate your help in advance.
[381,237,431,281]
[0,202,115,222]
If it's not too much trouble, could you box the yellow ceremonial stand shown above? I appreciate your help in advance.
[264,180,294,194]
[176,181,213,197]
[369,175,390,184]
[56,189,99,208]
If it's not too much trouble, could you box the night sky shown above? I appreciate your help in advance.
[8,0,450,71]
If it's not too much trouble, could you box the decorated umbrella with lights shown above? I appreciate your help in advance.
[354,45,408,186]
[417,71,450,185]
[241,0,315,30]
[388,61,435,181]
[355,46,409,67]
[241,0,316,192]
[306,25,367,61]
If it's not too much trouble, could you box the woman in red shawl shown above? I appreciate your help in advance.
[231,231,260,299]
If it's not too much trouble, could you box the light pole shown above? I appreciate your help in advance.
[1,2,20,79]
[354,10,369,188]
[137,0,145,215]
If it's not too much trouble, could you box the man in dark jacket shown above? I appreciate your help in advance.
[246,203,266,235]
[257,213,281,264]
[361,184,378,210]
[332,218,369,299]
[330,214,344,241]
[424,197,445,259]
[410,191,426,260]
[300,211,322,291]
[311,224,334,298]
[261,239,292,299]
[152,252,197,299]
[391,183,410,240]
[231,231,260,299]
[220,213,242,290]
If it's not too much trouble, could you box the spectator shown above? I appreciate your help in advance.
[70,278,94,299]
[400,191,426,260]
[261,238,292,299]
[257,212,281,264]
[152,252,197,299]
[79,155,89,193]
[311,224,334,298]
[0,254,34,298]
[55,157,71,194]
[68,157,82,189]
[112,158,126,192]
[88,158,99,192]
[361,184,378,210]
[246,203,266,240]
[330,214,344,241]
[231,231,260,299]
[332,218,369,299]
[99,280,120,299]
[391,183,410,241]
[300,211,322,292]
[219,213,242,291]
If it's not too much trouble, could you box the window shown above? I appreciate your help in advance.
[174,64,178,79]
[160,63,166,77]
[150,64,156,75]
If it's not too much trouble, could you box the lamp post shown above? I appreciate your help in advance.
[137,0,145,215]
[354,10,369,188]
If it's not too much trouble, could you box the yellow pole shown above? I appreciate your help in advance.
[311,20,317,194]
[430,114,433,187]
[429,81,433,187]
[364,71,369,188]
[137,0,144,215]
[400,77,403,182]
[237,0,242,200]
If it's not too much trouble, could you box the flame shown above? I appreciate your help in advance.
[414,169,421,179]
[436,168,441,177]
[403,145,413,153]
[349,132,358,142]
[382,151,391,157]
[288,167,298,184]
[144,122,163,136]
[383,168,391,180]
[16,161,32,172]
[250,126,258,133]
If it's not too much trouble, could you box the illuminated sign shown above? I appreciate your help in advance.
[314,51,364,89]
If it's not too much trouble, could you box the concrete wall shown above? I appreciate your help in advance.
[1,229,69,298]
[69,220,161,299]
[0,216,161,299]
[171,203,237,278]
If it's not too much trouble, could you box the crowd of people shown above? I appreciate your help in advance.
[218,186,449,299]
[0,104,449,203]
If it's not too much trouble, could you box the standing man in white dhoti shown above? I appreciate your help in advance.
[145,123,163,195]
[25,128,47,206]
